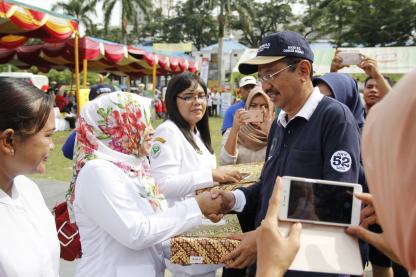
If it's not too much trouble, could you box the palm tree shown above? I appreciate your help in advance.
[101,0,151,45]
[202,0,250,86]
[52,0,98,33]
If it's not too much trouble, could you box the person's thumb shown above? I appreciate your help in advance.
[288,222,302,245]
[228,233,244,241]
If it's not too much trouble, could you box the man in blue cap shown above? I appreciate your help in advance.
[216,31,361,276]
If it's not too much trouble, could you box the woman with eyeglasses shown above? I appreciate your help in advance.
[150,73,243,276]
[150,72,242,207]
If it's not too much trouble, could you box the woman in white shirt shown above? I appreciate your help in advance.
[150,73,243,277]
[0,78,59,277]
[150,72,242,206]
[220,87,273,165]
[70,91,224,277]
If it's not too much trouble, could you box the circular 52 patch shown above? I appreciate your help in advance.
[330,150,352,172]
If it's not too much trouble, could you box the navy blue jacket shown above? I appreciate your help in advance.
[239,96,361,229]
[62,130,76,160]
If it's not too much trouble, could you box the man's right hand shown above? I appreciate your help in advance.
[358,55,382,79]
[195,189,235,220]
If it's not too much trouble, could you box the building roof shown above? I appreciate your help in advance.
[200,39,247,54]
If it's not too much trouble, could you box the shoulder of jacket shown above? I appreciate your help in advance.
[155,120,181,135]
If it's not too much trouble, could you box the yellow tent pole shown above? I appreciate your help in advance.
[127,76,131,92]
[83,59,88,88]
[74,31,81,115]
[152,62,157,96]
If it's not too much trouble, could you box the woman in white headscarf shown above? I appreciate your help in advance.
[69,91,224,277]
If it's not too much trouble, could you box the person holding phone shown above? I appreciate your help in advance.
[0,78,59,277]
[347,70,416,277]
[220,87,273,165]
[330,50,392,113]
[325,59,402,276]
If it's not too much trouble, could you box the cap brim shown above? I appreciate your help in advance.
[238,56,286,75]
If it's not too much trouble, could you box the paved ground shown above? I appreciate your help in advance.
[36,179,78,277]
[35,178,372,277]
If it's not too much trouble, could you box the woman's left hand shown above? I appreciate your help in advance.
[346,193,400,263]
[213,167,243,184]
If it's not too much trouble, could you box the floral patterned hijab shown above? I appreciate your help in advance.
[68,91,166,213]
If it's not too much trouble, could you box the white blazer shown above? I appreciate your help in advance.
[150,120,216,206]
[74,160,203,277]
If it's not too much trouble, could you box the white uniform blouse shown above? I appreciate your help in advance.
[0,175,60,277]
[149,120,216,206]
[74,159,203,277]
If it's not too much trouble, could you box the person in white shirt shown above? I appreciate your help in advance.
[211,91,219,117]
[149,73,243,277]
[0,78,59,277]
[70,91,227,277]
[150,73,242,207]
[207,90,213,117]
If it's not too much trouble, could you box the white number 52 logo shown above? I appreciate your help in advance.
[330,150,352,172]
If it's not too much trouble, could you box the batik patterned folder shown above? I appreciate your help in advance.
[170,215,242,265]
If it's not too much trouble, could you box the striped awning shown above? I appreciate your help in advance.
[0,36,198,76]
[0,0,78,48]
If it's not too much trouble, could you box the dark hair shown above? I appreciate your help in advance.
[364,75,393,87]
[0,77,53,137]
[165,72,213,154]
[281,56,314,79]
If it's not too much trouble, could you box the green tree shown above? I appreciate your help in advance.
[141,1,218,50]
[295,0,416,46]
[52,0,98,32]
[230,1,294,47]
[86,25,137,44]
[345,0,416,46]
[101,0,151,45]
[198,0,252,85]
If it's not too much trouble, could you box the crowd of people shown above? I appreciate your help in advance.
[1,29,415,277]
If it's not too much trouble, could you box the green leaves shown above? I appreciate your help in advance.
[296,0,416,47]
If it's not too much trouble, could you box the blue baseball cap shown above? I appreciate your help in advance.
[239,31,314,75]
[89,84,117,100]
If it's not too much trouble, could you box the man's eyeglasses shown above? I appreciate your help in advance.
[177,94,208,103]
[259,64,296,82]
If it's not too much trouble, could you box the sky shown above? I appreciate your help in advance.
[16,0,121,32]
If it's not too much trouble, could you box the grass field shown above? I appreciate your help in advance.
[31,117,224,182]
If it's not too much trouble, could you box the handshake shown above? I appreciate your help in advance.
[195,189,236,222]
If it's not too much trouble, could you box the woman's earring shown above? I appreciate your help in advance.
[10,149,14,155]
